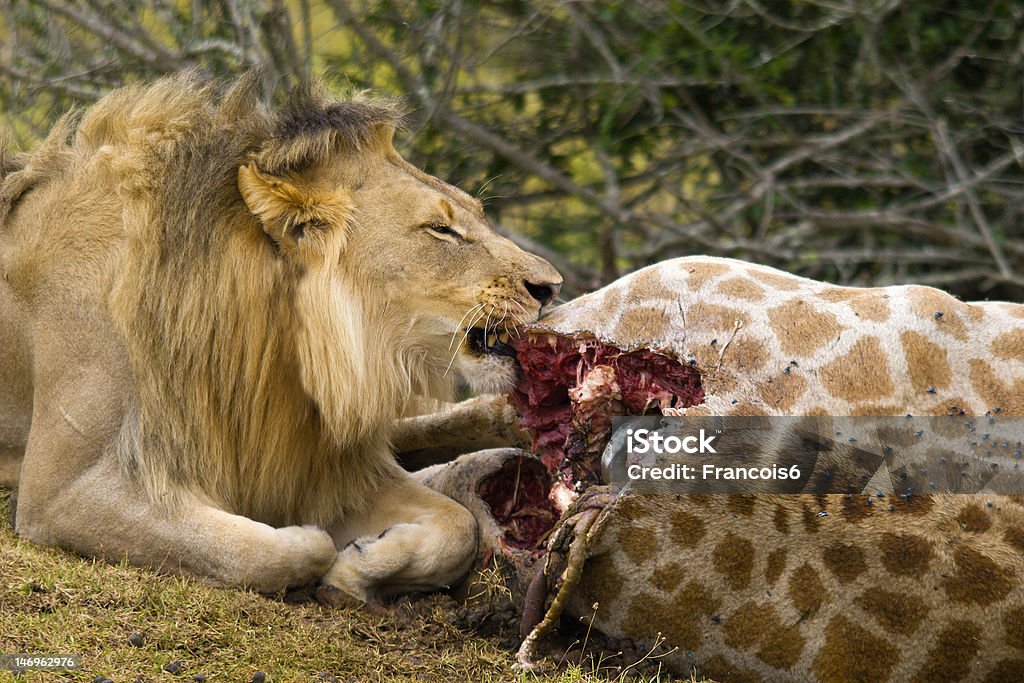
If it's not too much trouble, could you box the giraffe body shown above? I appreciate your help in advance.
[534,257,1024,681]
[534,255,1024,418]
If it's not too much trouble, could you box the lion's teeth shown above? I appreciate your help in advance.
[486,333,497,347]
[497,332,510,344]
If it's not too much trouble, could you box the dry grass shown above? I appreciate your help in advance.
[0,489,681,682]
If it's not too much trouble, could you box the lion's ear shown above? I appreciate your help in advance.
[237,163,351,249]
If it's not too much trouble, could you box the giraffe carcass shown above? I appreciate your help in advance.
[419,255,1024,682]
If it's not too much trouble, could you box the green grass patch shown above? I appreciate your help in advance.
[0,490,681,682]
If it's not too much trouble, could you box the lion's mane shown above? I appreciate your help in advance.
[0,73,452,527]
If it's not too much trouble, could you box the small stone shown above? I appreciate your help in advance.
[252,672,267,683]
[164,660,182,674]
[128,632,144,647]
[93,677,107,683]
[194,676,207,683]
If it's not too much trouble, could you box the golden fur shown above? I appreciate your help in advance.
[0,72,560,596]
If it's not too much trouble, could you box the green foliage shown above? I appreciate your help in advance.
[1,0,1022,298]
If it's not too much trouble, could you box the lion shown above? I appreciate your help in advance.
[0,72,561,600]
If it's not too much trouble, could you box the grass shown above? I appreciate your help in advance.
[0,489,679,682]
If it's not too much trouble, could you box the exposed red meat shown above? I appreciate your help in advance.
[476,454,559,550]
[509,333,704,510]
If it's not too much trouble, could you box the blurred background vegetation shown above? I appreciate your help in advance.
[1,0,1022,300]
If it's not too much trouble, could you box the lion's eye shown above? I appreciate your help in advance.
[423,223,465,241]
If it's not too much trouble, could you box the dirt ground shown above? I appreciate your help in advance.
[0,490,685,682]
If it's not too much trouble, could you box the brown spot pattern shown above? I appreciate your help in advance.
[813,615,899,683]
[854,587,929,636]
[957,503,993,533]
[668,509,707,549]
[728,495,756,517]
[970,359,1024,414]
[600,286,622,312]
[840,495,873,522]
[717,276,765,301]
[823,542,867,583]
[576,552,623,608]
[674,580,721,618]
[686,303,751,333]
[942,546,1015,606]
[788,563,826,615]
[1004,606,1024,650]
[757,372,808,411]
[765,547,787,586]
[620,523,657,566]
[728,401,769,416]
[723,602,805,671]
[701,656,764,683]
[748,267,802,291]
[849,297,890,321]
[907,286,978,341]
[889,494,935,516]
[901,330,952,393]
[720,337,769,374]
[612,305,672,342]
[1004,527,1024,553]
[622,583,719,652]
[713,532,755,590]
[992,329,1024,362]
[768,299,842,357]
[773,504,790,534]
[628,267,674,300]
[879,532,933,577]
[683,262,730,290]
[915,620,982,682]
[820,337,895,403]
[620,591,681,646]
[650,561,684,593]
[801,503,822,533]
[819,287,891,322]
[984,660,1024,683]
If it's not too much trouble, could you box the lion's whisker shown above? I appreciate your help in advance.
[483,308,494,346]
[449,303,485,350]
[443,306,488,378]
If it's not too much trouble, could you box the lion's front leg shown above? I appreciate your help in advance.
[322,474,478,602]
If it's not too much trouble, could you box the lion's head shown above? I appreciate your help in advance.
[236,105,560,400]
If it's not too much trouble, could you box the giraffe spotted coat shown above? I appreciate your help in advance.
[533,256,1024,682]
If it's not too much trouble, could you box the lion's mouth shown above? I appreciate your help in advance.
[466,327,518,358]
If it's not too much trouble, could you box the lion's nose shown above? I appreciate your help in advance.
[523,279,561,306]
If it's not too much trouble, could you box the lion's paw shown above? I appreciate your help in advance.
[272,525,337,587]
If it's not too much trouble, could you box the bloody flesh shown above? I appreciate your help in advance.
[508,333,704,510]
[476,455,558,550]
